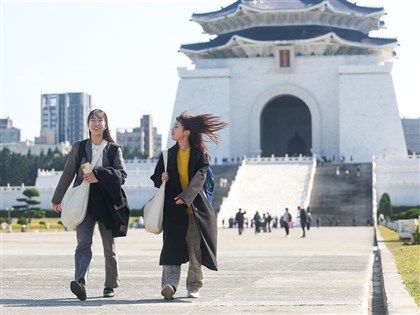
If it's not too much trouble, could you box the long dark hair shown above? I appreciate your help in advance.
[87,109,115,143]
[176,112,228,157]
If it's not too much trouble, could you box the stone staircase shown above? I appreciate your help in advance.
[211,164,240,213]
[309,163,372,226]
[217,159,314,226]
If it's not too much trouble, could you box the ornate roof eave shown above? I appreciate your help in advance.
[192,0,385,26]
[180,34,397,63]
[197,10,383,36]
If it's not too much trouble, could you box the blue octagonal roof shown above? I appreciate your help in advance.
[180,25,396,52]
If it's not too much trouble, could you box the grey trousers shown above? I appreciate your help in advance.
[75,212,119,288]
[162,214,203,292]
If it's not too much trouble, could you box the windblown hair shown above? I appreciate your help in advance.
[87,109,115,143]
[176,112,228,157]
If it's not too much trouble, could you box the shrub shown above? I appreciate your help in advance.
[391,208,420,220]
[17,217,28,225]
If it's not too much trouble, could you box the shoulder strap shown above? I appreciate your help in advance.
[91,140,107,168]
[76,139,88,171]
[162,149,168,171]
[107,143,120,167]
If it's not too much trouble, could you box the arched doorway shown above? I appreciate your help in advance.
[260,95,312,157]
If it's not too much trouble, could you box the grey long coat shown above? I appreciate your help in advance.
[150,144,218,271]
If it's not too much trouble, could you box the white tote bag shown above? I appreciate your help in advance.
[144,149,168,234]
[61,180,90,230]
[61,141,107,230]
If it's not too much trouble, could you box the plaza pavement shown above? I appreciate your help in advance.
[0,226,418,315]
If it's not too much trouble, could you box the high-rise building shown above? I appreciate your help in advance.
[116,114,161,158]
[39,92,91,144]
[116,127,144,153]
[0,117,20,143]
[141,115,154,159]
[152,127,162,157]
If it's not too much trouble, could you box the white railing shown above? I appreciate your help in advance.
[245,154,313,164]
[301,156,317,209]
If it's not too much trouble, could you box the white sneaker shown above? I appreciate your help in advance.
[187,290,199,298]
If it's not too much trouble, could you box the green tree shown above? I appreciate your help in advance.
[378,193,393,218]
[121,145,149,159]
[13,188,43,223]
[0,147,67,185]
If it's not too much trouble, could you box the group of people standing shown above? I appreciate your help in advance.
[230,206,312,238]
[230,209,273,235]
[52,109,228,302]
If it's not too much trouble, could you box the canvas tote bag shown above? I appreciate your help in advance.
[61,140,107,230]
[144,149,168,234]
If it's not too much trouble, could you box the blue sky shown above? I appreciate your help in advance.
[1,0,419,145]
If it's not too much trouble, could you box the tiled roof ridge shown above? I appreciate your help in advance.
[192,0,384,20]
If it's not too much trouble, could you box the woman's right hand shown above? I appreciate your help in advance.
[161,172,169,182]
[52,203,62,213]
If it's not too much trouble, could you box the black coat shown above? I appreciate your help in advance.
[150,144,218,271]
[90,167,130,237]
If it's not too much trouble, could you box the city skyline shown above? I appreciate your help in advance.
[2,0,419,146]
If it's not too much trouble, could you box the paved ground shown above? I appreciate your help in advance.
[0,226,416,314]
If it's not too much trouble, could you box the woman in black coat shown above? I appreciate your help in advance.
[150,112,227,301]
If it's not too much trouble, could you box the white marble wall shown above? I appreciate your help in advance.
[373,154,420,207]
[171,54,407,163]
[1,159,159,211]
[339,63,407,161]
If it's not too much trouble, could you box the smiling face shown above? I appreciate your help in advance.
[88,112,107,138]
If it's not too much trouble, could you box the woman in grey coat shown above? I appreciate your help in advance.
[150,112,227,301]
[52,109,127,301]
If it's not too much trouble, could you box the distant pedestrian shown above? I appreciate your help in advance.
[299,207,307,238]
[280,208,291,238]
[306,207,312,230]
[235,208,246,235]
[261,213,267,232]
[253,211,261,234]
[266,212,272,233]
[316,217,320,228]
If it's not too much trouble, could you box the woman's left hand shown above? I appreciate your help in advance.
[83,172,98,184]
[174,197,185,205]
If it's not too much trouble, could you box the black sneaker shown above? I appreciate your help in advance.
[103,287,115,298]
[70,281,87,301]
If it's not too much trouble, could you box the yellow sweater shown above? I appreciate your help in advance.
[177,148,193,214]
